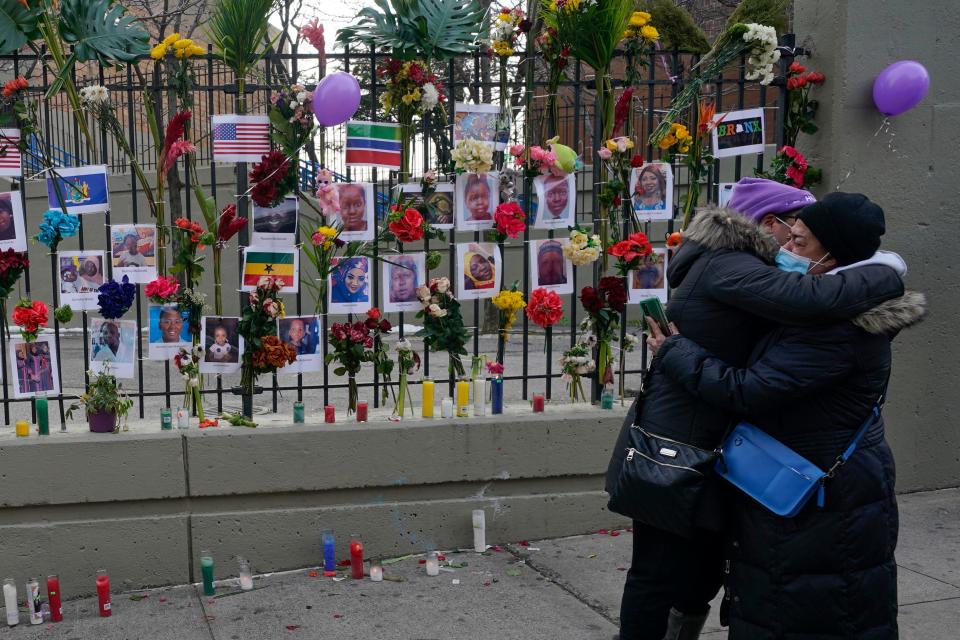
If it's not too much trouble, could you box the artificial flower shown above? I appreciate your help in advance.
[0,248,29,300]
[299,18,325,50]
[666,231,683,248]
[608,231,653,263]
[12,299,48,341]
[35,209,80,251]
[249,151,294,208]
[526,288,564,329]
[97,276,137,319]
[451,139,494,173]
[494,202,526,239]
[388,208,426,243]
[145,275,180,304]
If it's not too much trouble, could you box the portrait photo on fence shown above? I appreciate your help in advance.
[534,174,576,228]
[400,182,454,229]
[111,224,157,283]
[333,183,375,241]
[628,248,669,304]
[328,256,372,314]
[57,251,103,311]
[147,303,191,359]
[382,253,425,312]
[200,316,242,374]
[89,318,137,379]
[241,247,299,293]
[456,172,499,230]
[252,196,298,246]
[46,164,110,214]
[530,238,574,294]
[457,242,501,300]
[9,335,60,399]
[0,190,26,251]
[453,103,509,150]
[629,162,673,221]
[278,315,322,374]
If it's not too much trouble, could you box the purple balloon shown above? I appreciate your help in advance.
[312,72,362,127]
[872,60,930,117]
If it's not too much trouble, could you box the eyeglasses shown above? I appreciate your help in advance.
[776,216,797,229]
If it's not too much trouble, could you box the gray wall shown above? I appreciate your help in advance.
[794,0,960,491]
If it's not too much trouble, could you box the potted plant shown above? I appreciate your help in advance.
[66,364,134,433]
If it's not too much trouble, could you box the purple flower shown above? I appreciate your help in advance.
[97,275,137,319]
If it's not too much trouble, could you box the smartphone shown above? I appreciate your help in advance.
[639,296,670,335]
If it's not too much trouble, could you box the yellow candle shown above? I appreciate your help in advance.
[456,379,470,417]
[15,420,30,437]
[421,378,435,418]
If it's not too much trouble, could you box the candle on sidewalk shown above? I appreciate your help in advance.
[356,402,368,423]
[36,397,49,436]
[472,509,486,553]
[491,377,504,414]
[293,401,305,424]
[421,378,434,418]
[177,408,189,429]
[425,552,440,577]
[441,397,453,418]
[200,551,215,596]
[237,558,253,591]
[600,388,614,410]
[95,570,111,617]
[349,536,364,580]
[46,575,62,623]
[532,394,545,413]
[321,530,336,577]
[324,405,336,423]
[25,578,41,625]
[160,408,173,430]
[15,420,29,437]
[456,378,470,417]
[369,559,383,582]
[473,378,486,417]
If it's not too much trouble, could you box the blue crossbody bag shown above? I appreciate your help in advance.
[715,401,882,517]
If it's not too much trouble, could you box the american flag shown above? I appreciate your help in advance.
[211,115,271,163]
[0,129,22,177]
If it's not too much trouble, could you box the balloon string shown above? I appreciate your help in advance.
[655,42,679,84]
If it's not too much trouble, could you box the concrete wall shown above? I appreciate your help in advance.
[0,408,630,598]
[794,0,960,491]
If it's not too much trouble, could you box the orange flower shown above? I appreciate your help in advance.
[697,100,718,138]
[666,231,683,248]
[2,76,28,97]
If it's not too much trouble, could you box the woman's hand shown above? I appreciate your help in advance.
[645,317,679,356]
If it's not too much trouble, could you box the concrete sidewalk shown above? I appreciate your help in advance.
[1,488,957,639]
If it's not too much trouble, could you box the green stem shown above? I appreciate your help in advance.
[213,246,223,315]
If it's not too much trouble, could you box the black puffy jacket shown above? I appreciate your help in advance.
[655,292,926,639]
[604,209,905,518]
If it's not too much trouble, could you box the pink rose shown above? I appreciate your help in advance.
[510,144,525,157]
[597,147,613,160]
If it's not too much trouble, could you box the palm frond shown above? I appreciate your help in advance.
[553,0,634,73]
[207,0,277,80]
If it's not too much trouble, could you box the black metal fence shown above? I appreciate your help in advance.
[0,38,795,428]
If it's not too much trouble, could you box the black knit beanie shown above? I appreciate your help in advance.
[796,192,885,266]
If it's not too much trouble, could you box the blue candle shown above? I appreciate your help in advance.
[322,530,336,577]
[491,377,504,414]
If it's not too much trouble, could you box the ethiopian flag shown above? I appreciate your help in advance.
[242,248,299,292]
[345,120,402,169]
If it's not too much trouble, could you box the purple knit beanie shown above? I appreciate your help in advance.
[728,177,817,222]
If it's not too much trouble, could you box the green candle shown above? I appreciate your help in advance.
[600,389,615,410]
[293,402,305,424]
[36,397,49,435]
[200,551,215,596]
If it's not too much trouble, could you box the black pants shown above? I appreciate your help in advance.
[618,522,725,640]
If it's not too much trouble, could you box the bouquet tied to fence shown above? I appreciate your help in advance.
[415,277,469,378]
[579,276,627,388]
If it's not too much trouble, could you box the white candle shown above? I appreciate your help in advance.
[425,552,440,576]
[369,564,383,582]
[237,557,253,590]
[473,379,486,416]
[177,409,189,429]
[441,397,453,418]
[472,509,486,552]
[3,579,18,627]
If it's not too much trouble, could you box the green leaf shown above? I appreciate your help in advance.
[0,0,41,55]
[334,366,347,377]
[207,0,276,80]
[58,0,150,64]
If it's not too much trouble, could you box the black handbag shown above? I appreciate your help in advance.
[607,390,721,538]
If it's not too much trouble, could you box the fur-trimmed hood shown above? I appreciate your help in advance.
[683,206,780,263]
[852,291,927,336]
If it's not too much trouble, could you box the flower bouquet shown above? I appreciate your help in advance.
[394,338,422,419]
[303,224,346,314]
[249,150,297,208]
[489,4,529,152]
[415,277,470,378]
[491,286,526,365]
[492,202,526,242]
[659,101,725,229]
[0,249,29,328]
[756,145,820,189]
[784,62,826,147]
[326,319,375,415]
[559,343,595,403]
[268,83,316,157]
[376,58,446,176]
[210,204,247,314]
[535,23,571,138]
[580,276,627,391]
[562,225,602,267]
[607,231,653,276]
[238,276,295,417]
[12,299,48,342]
[174,344,206,422]
[365,308,396,406]
[451,139,494,174]
[621,11,659,88]
[597,136,642,243]
[98,276,137,320]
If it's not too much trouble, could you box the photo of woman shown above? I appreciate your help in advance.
[148,304,191,359]
[382,253,425,312]
[456,172,499,229]
[335,183,375,241]
[534,174,575,228]
[628,248,669,304]
[457,242,501,300]
[530,239,573,294]
[0,192,16,241]
[629,163,673,221]
[200,316,243,374]
[328,256,372,314]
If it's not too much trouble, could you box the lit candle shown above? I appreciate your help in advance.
[356,402,368,423]
[46,575,62,623]
[293,402,305,424]
[36,397,49,436]
[425,552,440,576]
[472,509,486,552]
[349,537,364,580]
[322,530,336,577]
[95,570,111,617]
[600,388,614,410]
[491,377,504,415]
[177,408,189,429]
[3,578,18,626]
[369,559,383,582]
[473,378,486,416]
[456,379,470,417]
[532,394,545,413]
[441,397,453,418]
[200,550,215,596]
[25,578,40,625]
[15,420,29,437]
[160,408,173,430]
[421,378,434,418]
[237,558,254,591]
[324,405,336,424]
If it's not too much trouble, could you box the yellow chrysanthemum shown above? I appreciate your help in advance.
[629,12,650,27]
[162,33,180,46]
[658,134,676,150]
[189,45,205,57]
[640,25,659,41]
[150,43,168,60]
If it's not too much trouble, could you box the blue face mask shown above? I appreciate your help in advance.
[775,247,831,274]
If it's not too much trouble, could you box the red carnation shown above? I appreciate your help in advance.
[580,286,603,314]
[630,154,644,168]
[526,288,563,329]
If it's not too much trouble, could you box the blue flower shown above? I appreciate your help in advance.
[35,209,80,251]
[98,275,137,319]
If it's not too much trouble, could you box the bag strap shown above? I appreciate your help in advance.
[825,400,881,479]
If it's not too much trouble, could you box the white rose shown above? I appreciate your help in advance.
[435,277,450,293]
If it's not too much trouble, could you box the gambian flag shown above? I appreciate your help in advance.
[345,120,402,169]
[241,248,299,293]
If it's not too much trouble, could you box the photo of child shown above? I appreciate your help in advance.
[200,316,242,374]
[456,172,499,230]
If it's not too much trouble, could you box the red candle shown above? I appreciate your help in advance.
[349,538,364,579]
[47,575,62,622]
[533,394,545,412]
[356,402,368,423]
[96,572,111,617]
[324,405,335,423]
